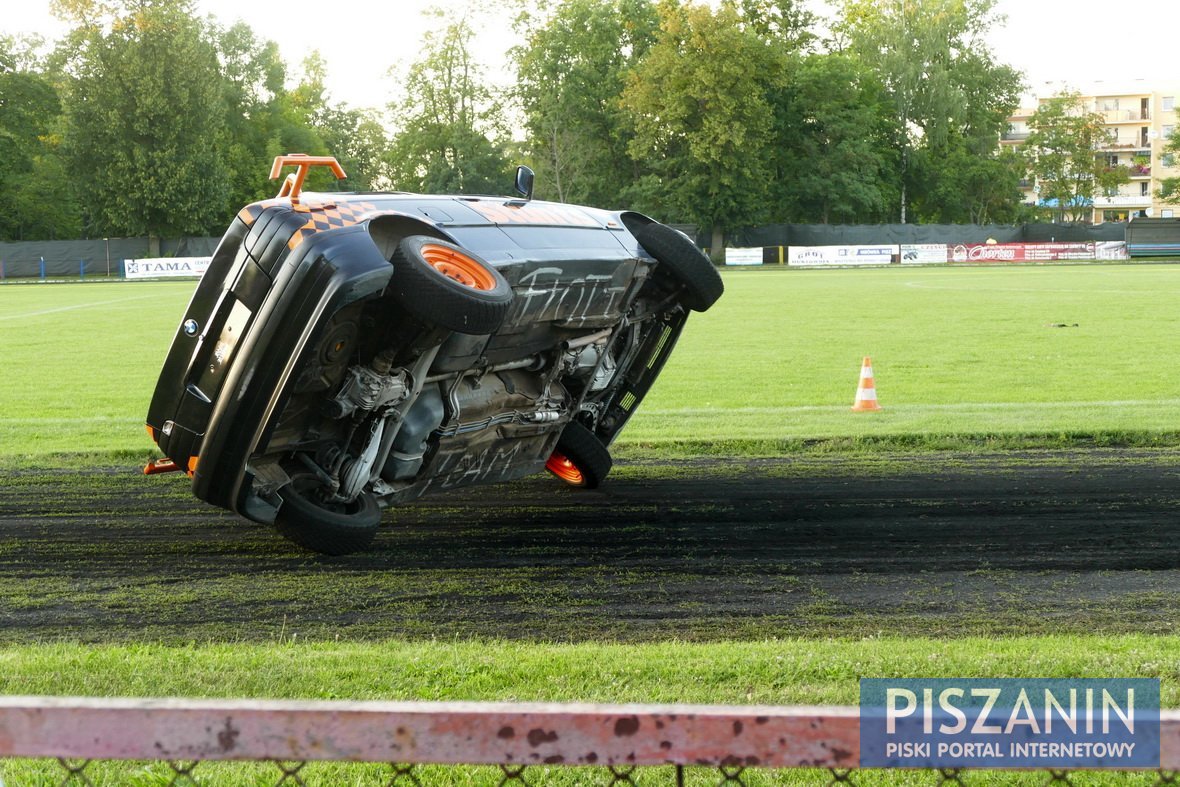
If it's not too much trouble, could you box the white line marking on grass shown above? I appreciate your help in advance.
[645,400,1180,415]
[0,417,142,423]
[902,280,1178,295]
[0,294,160,322]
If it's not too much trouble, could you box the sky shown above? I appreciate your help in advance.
[4,0,1177,111]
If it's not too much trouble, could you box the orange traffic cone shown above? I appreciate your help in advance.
[851,356,881,412]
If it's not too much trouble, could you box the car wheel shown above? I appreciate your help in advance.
[389,235,513,334]
[546,421,612,489]
[635,222,724,312]
[274,473,382,555]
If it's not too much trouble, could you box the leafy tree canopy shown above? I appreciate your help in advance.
[61,0,229,238]
[513,0,659,206]
[836,0,1023,222]
[1024,92,1130,223]
[385,14,512,195]
[621,0,793,251]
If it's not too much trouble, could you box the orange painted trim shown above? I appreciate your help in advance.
[143,458,181,475]
[268,154,348,199]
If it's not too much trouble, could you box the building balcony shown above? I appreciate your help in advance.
[1002,131,1031,141]
[1100,110,1151,123]
[1093,194,1152,207]
[1130,166,1152,177]
[1096,140,1142,150]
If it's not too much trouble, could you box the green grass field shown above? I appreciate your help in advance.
[636,263,1180,445]
[2,267,1179,784]
[0,636,1175,784]
[4,264,1180,457]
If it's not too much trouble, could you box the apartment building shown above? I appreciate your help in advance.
[1003,83,1179,223]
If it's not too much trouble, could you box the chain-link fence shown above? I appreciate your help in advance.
[18,760,1180,784]
[0,698,1176,786]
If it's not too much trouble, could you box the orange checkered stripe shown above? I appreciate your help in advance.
[464,201,601,227]
[236,199,379,250]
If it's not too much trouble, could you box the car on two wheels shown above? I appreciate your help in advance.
[145,156,722,554]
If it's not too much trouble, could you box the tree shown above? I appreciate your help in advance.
[317,106,390,191]
[60,0,229,242]
[385,14,511,195]
[513,0,658,206]
[912,139,1025,224]
[1160,129,1180,206]
[738,0,816,50]
[835,0,1023,223]
[621,0,789,255]
[1024,92,1130,224]
[213,28,384,205]
[213,20,294,209]
[0,34,82,240]
[911,38,1023,223]
[773,53,896,223]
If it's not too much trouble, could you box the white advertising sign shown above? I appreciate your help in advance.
[1095,241,1130,260]
[124,257,211,279]
[724,247,764,266]
[787,245,897,267]
[899,244,949,264]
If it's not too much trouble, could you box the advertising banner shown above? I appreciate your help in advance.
[861,678,1160,769]
[124,257,211,279]
[724,247,764,266]
[900,244,949,264]
[1095,241,1130,260]
[949,243,1095,263]
[787,245,897,267]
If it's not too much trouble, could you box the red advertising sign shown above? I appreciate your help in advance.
[948,243,1096,263]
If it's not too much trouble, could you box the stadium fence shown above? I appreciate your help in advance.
[1,697,1178,785]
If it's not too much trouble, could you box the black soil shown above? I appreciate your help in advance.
[1,450,1179,642]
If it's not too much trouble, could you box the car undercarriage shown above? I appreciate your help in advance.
[146,156,722,553]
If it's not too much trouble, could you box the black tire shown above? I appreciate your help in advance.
[545,421,613,489]
[635,222,724,312]
[274,473,382,555]
[389,235,513,334]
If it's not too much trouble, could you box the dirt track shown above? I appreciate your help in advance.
[2,450,1179,642]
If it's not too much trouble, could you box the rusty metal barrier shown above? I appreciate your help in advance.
[0,697,1178,784]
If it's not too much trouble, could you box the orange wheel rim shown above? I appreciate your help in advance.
[421,244,497,291]
[546,452,585,486]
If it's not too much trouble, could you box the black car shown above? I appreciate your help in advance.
[145,155,722,554]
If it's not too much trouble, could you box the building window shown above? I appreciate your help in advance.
[1106,154,1119,167]
[1164,125,1175,139]
[1102,98,1120,111]
[1164,96,1175,112]
[1141,182,1150,196]
[1165,154,1176,168]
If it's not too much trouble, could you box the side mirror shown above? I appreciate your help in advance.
[513,166,535,201]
